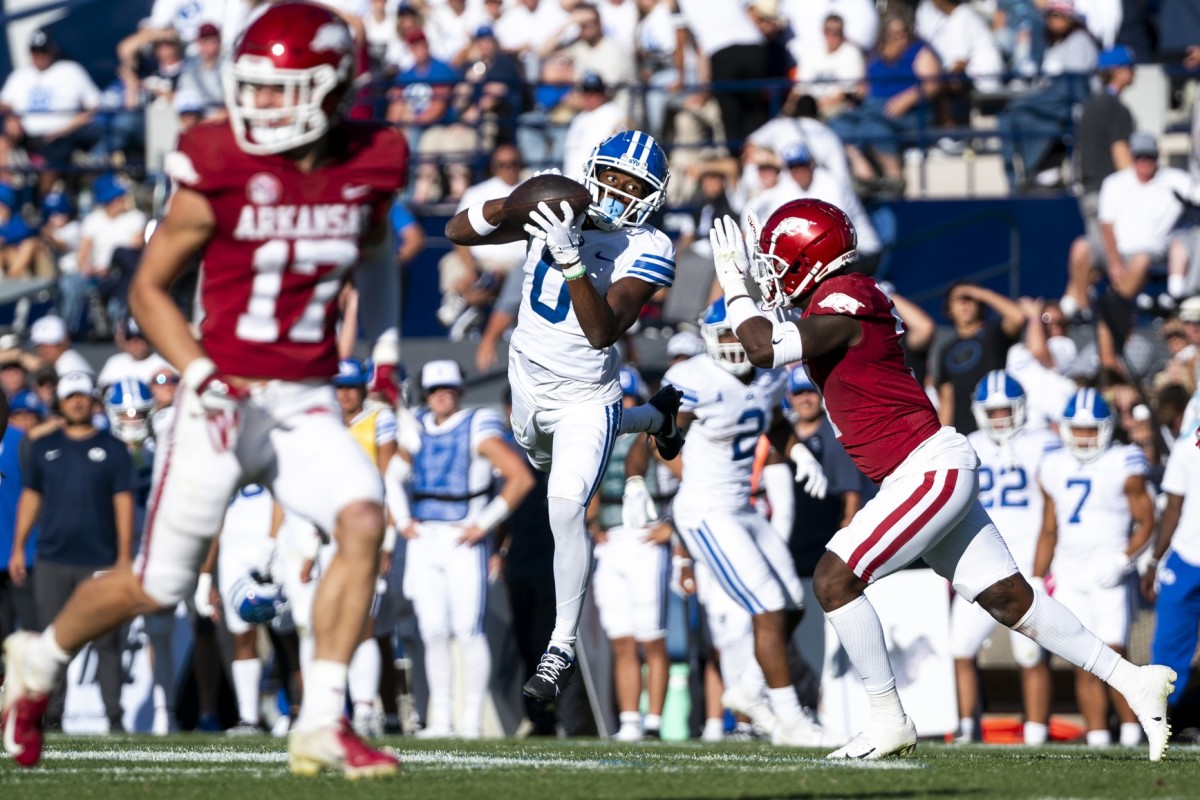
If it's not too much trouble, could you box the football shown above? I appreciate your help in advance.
[501,174,592,230]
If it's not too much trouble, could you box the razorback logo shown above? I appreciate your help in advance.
[311,22,352,53]
[817,292,864,315]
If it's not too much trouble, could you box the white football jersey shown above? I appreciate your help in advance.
[967,427,1061,566]
[509,224,675,406]
[664,356,788,510]
[221,483,275,541]
[1040,444,1148,574]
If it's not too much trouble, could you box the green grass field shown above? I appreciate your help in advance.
[1,735,1197,799]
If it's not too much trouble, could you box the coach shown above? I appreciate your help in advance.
[8,371,134,732]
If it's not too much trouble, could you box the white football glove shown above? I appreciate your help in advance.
[524,200,584,268]
[708,214,751,303]
[193,572,216,619]
[789,443,828,500]
[1092,552,1131,588]
[622,476,659,530]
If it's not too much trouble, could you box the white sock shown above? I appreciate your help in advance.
[826,596,905,721]
[460,633,491,735]
[424,635,452,731]
[766,685,804,726]
[1023,720,1048,745]
[958,717,975,739]
[294,660,347,731]
[1086,729,1112,746]
[348,638,381,706]
[703,717,725,739]
[619,710,641,727]
[1168,273,1186,298]
[720,634,757,689]
[643,713,661,731]
[1119,721,1142,746]
[546,496,591,654]
[231,658,263,724]
[299,633,315,681]
[618,405,663,435]
[1013,592,1121,683]
[25,625,73,693]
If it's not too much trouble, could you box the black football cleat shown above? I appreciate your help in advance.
[522,646,577,702]
[647,385,685,460]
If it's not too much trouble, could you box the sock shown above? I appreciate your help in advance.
[460,633,491,736]
[826,596,905,721]
[1013,592,1122,683]
[619,711,641,728]
[1119,721,1142,746]
[1086,729,1112,746]
[720,634,758,690]
[546,496,591,654]
[703,717,726,739]
[958,717,975,740]
[643,713,661,732]
[618,405,664,435]
[424,635,452,731]
[231,658,263,724]
[25,625,73,693]
[766,685,804,726]
[1168,273,1186,298]
[1023,721,1048,745]
[348,638,381,706]
[299,633,315,681]
[294,660,348,731]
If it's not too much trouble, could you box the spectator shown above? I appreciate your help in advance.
[916,0,1004,97]
[174,23,226,121]
[1075,0,1123,49]
[745,94,851,193]
[493,0,570,76]
[561,72,630,180]
[148,367,180,433]
[31,365,58,412]
[984,0,1044,78]
[73,173,148,335]
[437,145,526,339]
[514,53,577,171]
[1005,297,1078,431]
[1062,45,1136,321]
[996,0,1098,190]
[795,14,866,120]
[0,184,47,279]
[97,319,170,388]
[0,404,38,658]
[7,390,45,432]
[427,0,481,67]
[0,29,102,195]
[363,0,402,69]
[676,159,739,254]
[635,0,701,141]
[388,197,426,316]
[9,370,135,733]
[40,192,82,292]
[782,0,879,60]
[828,13,942,196]
[138,0,225,50]
[29,315,93,377]
[383,3,426,75]
[452,26,527,148]
[0,353,30,400]
[936,281,1025,433]
[545,3,638,102]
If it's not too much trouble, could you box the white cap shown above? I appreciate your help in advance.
[666,331,706,358]
[1180,296,1200,324]
[421,359,464,391]
[56,370,95,400]
[30,315,68,346]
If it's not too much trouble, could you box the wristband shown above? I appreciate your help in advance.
[382,525,397,554]
[724,294,760,331]
[771,320,803,367]
[468,203,499,237]
[475,496,512,533]
[561,260,586,280]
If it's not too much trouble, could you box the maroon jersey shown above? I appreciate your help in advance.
[165,120,408,381]
[801,273,941,483]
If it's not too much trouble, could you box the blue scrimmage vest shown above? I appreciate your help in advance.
[411,408,487,522]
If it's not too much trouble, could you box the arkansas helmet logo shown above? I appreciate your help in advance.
[311,22,352,53]
[817,292,864,315]
[774,216,814,238]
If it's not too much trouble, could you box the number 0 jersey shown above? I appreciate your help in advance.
[509,223,674,407]
[663,356,787,510]
[966,428,1060,562]
[165,120,408,381]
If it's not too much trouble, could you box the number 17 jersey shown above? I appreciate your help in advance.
[165,120,408,381]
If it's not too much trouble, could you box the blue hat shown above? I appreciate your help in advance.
[92,173,129,205]
[788,365,816,394]
[619,366,647,400]
[474,25,495,39]
[783,141,814,167]
[332,358,370,387]
[10,390,44,418]
[0,184,16,210]
[1098,45,1134,69]
[41,191,72,217]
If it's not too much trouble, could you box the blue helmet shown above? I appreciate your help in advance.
[332,357,370,387]
[583,130,669,231]
[699,297,751,375]
[971,371,1026,443]
[230,569,288,624]
[619,365,648,401]
[103,377,155,445]
[1061,388,1113,462]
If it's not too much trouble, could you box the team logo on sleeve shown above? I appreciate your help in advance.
[817,292,864,315]
[247,173,283,205]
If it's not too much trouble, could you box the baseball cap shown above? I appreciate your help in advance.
[1179,296,1200,323]
[1044,0,1080,19]
[421,359,464,391]
[41,191,72,218]
[198,22,221,39]
[10,390,45,418]
[30,315,68,346]
[666,330,706,359]
[474,25,495,39]
[121,317,145,339]
[1098,45,1134,69]
[403,29,428,45]
[579,72,607,94]
[29,29,53,52]
[783,141,814,167]
[57,371,94,400]
[1129,131,1158,158]
[92,173,130,205]
[788,365,816,394]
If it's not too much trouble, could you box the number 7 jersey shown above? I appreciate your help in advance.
[164,120,408,381]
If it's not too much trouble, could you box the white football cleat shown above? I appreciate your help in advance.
[722,682,776,736]
[288,718,399,779]
[772,711,845,748]
[826,715,917,760]
[614,724,643,743]
[1124,665,1176,762]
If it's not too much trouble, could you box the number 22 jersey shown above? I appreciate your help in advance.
[165,120,408,381]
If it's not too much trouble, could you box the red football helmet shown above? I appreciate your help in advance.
[223,1,356,155]
[752,199,858,309]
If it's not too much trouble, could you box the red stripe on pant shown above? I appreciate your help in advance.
[137,407,182,584]
[846,472,936,575]
[861,471,959,582]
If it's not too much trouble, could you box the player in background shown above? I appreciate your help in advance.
[445,130,686,702]
[2,3,404,776]
[386,360,534,738]
[1035,390,1155,748]
[656,297,834,747]
[952,372,1060,745]
[708,198,1176,761]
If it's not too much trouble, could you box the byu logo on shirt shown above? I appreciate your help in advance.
[88,447,107,462]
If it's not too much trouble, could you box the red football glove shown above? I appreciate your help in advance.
[369,362,403,407]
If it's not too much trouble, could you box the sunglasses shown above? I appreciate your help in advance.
[153,373,180,385]
[494,160,520,168]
